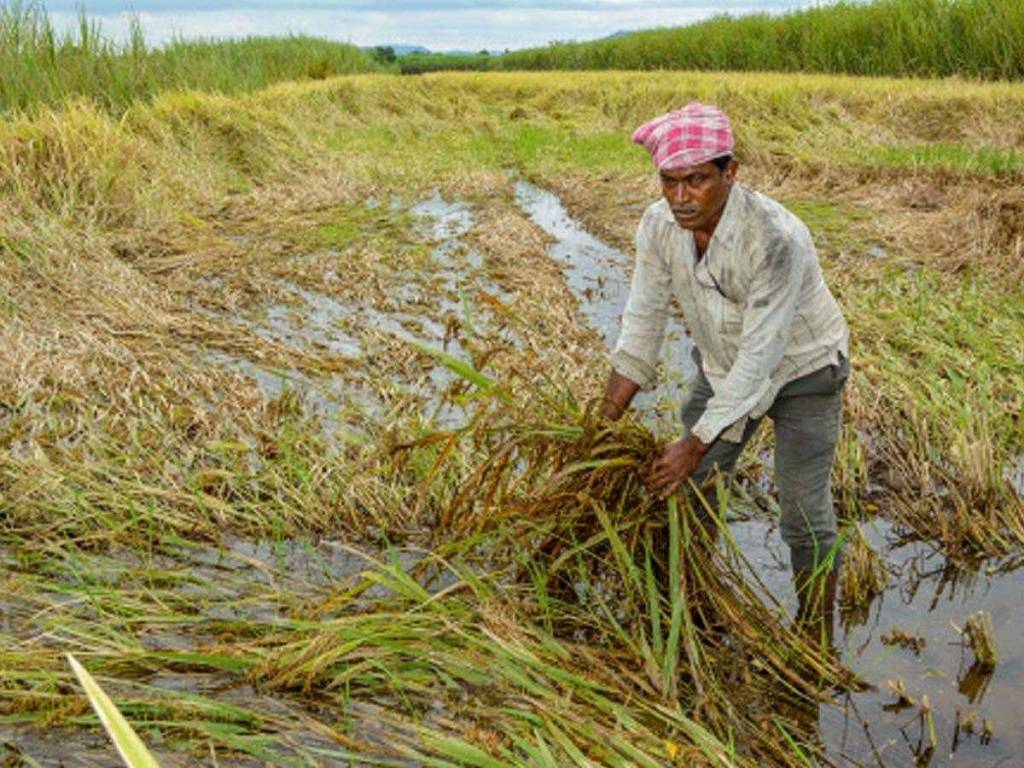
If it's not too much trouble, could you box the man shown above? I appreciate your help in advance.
[599,102,850,647]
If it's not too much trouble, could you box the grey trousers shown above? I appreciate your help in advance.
[681,350,849,573]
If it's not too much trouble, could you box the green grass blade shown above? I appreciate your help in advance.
[66,654,162,768]
[663,496,683,697]
[411,341,511,402]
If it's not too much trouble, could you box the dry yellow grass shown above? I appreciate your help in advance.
[1,70,1022,764]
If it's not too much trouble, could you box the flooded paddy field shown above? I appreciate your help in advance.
[2,72,1023,766]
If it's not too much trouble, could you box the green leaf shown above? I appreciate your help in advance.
[411,341,511,402]
[66,654,162,768]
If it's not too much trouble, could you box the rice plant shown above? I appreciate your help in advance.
[497,0,1024,81]
[0,2,378,115]
[838,523,888,623]
[960,611,998,671]
[67,655,162,768]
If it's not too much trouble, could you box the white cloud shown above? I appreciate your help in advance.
[45,1,818,51]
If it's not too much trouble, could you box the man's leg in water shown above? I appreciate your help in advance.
[769,354,848,652]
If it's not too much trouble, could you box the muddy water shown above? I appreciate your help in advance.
[733,517,1024,766]
[513,180,696,431]
[203,191,505,430]
[515,181,1024,766]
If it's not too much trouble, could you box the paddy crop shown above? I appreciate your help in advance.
[960,612,998,672]
[1,69,1023,766]
[497,0,1024,81]
[0,3,379,116]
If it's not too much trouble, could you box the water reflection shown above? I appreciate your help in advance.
[732,515,1023,767]
[957,661,994,705]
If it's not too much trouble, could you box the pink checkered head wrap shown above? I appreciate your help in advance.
[632,102,734,171]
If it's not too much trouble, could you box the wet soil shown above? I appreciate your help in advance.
[8,184,1019,767]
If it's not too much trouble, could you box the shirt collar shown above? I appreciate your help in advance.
[710,182,743,249]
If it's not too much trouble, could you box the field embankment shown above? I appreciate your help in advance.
[0,3,379,115]
[497,0,1024,80]
[1,71,1023,765]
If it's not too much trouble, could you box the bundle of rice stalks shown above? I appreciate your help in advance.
[960,611,998,671]
[381,369,863,765]
[838,523,889,625]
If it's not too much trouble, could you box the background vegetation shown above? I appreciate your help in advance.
[2,0,1023,763]
[0,2,379,115]
[497,0,1024,79]
[398,50,494,74]
[6,0,1024,115]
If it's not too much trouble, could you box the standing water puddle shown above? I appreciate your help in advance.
[411,191,474,241]
[513,180,696,425]
[513,180,633,349]
[732,515,1024,766]
[203,192,505,431]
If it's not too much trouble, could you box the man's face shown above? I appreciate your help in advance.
[659,159,737,231]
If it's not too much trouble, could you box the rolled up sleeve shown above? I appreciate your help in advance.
[692,232,809,444]
[610,213,671,391]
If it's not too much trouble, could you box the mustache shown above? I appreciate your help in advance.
[672,206,701,217]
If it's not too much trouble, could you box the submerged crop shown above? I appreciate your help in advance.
[1,68,1022,767]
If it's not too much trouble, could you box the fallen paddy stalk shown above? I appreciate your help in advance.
[378,375,862,764]
[1,66,1022,766]
[252,553,826,767]
[960,611,998,672]
[839,523,889,624]
[67,654,161,768]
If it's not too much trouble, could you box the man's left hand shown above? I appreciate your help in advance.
[650,434,711,498]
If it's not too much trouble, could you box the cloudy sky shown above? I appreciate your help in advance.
[41,0,823,52]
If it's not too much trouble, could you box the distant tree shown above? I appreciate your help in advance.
[478,49,489,56]
[372,46,396,64]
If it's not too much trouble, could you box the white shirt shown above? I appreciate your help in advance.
[611,182,849,444]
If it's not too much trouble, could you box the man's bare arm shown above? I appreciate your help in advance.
[599,370,641,421]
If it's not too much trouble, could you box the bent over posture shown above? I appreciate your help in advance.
[601,103,850,646]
